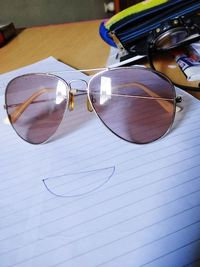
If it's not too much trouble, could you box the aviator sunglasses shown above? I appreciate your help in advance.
[4,66,182,145]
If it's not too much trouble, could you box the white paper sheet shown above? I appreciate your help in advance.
[0,57,90,95]
[0,58,200,267]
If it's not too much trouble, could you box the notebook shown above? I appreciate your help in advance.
[0,57,200,267]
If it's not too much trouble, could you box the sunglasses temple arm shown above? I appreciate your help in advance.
[74,83,173,113]
[7,88,92,123]
[69,82,172,113]
[6,80,175,124]
[117,82,174,113]
[7,88,55,123]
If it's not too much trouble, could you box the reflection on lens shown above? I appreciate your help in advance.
[88,67,176,144]
[5,74,69,144]
[155,28,188,50]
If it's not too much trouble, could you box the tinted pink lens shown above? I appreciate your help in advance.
[88,67,176,144]
[5,74,68,144]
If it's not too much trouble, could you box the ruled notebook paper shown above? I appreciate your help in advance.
[0,58,200,267]
[0,57,90,95]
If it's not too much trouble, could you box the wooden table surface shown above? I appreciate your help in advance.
[0,20,110,74]
[0,19,199,98]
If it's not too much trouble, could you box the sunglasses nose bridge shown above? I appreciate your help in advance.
[68,79,93,112]
[68,79,88,92]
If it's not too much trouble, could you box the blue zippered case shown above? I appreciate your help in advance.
[100,0,200,56]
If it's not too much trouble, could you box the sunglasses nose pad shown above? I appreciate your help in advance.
[68,92,74,111]
[87,96,93,112]
[68,79,92,112]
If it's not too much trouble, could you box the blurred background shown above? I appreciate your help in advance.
[0,0,142,28]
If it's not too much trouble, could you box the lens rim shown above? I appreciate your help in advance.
[87,66,177,144]
[5,73,70,145]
